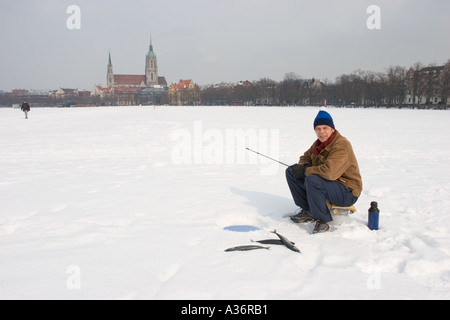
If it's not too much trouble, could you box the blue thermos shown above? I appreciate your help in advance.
[368,201,380,230]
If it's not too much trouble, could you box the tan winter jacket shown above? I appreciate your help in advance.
[299,130,362,197]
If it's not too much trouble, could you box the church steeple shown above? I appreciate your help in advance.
[147,38,156,59]
[145,37,158,87]
[107,51,114,88]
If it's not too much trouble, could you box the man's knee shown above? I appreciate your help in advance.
[285,167,290,176]
[285,166,295,181]
[305,174,323,188]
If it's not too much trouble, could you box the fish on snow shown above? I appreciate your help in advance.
[225,245,270,252]
[271,230,301,253]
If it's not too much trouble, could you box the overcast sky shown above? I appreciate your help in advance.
[1,0,449,91]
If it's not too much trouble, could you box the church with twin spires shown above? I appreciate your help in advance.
[106,40,167,89]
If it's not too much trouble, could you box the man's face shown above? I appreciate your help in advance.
[315,125,335,143]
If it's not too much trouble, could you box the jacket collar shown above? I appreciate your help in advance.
[312,130,338,155]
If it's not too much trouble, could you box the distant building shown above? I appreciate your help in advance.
[91,85,112,98]
[12,89,29,95]
[404,65,450,107]
[106,39,167,89]
[48,88,79,98]
[168,80,201,105]
[90,39,168,105]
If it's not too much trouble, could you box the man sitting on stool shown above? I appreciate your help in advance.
[286,109,363,233]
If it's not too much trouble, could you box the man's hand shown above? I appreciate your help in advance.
[290,164,308,179]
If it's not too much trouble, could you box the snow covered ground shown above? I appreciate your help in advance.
[1,106,449,300]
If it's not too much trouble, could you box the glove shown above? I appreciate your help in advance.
[290,164,308,179]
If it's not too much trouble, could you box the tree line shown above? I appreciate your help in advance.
[201,61,450,108]
[1,61,449,108]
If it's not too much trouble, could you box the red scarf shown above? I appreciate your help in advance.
[312,131,337,155]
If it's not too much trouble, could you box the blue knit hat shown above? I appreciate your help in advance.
[314,110,335,129]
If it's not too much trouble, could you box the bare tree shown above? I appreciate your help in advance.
[279,72,303,106]
[439,60,450,107]
[385,66,406,107]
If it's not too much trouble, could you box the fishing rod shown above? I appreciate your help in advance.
[245,147,289,167]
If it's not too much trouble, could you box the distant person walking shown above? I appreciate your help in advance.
[21,100,30,119]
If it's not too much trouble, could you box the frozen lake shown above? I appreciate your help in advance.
[1,106,449,299]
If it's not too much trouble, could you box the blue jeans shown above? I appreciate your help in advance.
[285,168,358,222]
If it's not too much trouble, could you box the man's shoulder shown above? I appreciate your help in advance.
[332,131,352,148]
